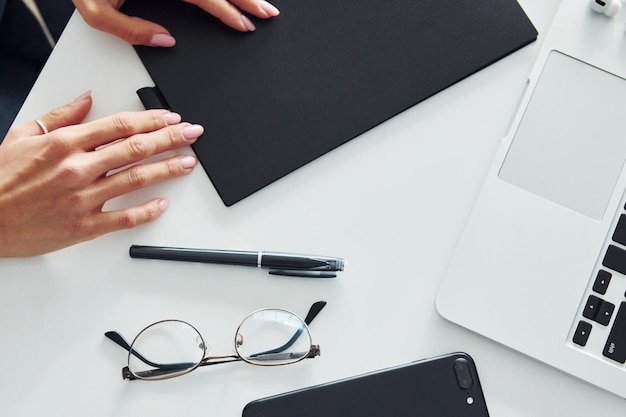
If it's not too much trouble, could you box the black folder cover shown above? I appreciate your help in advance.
[121,0,537,206]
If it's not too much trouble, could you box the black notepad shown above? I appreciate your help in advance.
[121,0,537,206]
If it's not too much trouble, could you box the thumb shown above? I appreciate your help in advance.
[78,5,176,47]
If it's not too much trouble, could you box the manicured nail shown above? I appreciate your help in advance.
[158,198,170,213]
[72,90,92,104]
[182,124,204,140]
[162,112,181,125]
[258,0,280,17]
[241,15,256,31]
[179,155,198,169]
[150,33,176,47]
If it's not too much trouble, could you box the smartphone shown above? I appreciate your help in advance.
[242,352,490,417]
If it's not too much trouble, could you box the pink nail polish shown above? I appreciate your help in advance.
[72,90,92,104]
[150,33,176,47]
[162,112,182,125]
[258,0,280,17]
[182,124,204,140]
[241,15,256,31]
[158,198,170,213]
[179,155,197,169]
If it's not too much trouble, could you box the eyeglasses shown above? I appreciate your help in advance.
[104,301,326,381]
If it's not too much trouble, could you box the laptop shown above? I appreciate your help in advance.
[436,1,626,398]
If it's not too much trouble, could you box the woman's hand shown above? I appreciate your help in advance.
[0,91,203,257]
[73,0,280,47]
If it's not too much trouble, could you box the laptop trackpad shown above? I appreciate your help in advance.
[499,51,626,220]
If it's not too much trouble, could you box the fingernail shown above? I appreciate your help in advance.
[179,155,198,169]
[241,15,256,31]
[158,198,170,213]
[72,90,92,104]
[258,0,280,17]
[150,33,176,47]
[182,124,204,140]
[162,112,181,125]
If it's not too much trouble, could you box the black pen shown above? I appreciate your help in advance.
[129,245,345,278]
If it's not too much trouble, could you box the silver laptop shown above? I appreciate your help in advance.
[436,1,626,398]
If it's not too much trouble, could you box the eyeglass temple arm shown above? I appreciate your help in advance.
[105,331,131,351]
[105,331,162,368]
[303,301,325,359]
[251,345,321,361]
[105,331,156,380]
[249,301,326,359]
[119,364,195,380]
[105,331,195,379]
[304,301,326,326]
[122,359,205,380]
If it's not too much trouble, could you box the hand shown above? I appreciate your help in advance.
[0,91,203,257]
[73,0,280,47]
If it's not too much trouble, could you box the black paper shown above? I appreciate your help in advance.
[121,0,537,206]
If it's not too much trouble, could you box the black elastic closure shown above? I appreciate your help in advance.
[136,86,170,110]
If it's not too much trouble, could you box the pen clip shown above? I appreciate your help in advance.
[268,270,337,278]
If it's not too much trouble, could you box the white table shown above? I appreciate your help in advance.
[4,1,624,416]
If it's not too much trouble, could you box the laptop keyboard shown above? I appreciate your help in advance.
[570,207,626,365]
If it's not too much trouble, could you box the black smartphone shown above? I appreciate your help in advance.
[242,352,489,417]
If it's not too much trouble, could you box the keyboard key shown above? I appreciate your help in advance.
[602,245,626,275]
[596,300,615,326]
[582,295,615,325]
[592,270,612,295]
[612,214,626,246]
[583,295,602,321]
[603,302,626,363]
[573,321,592,346]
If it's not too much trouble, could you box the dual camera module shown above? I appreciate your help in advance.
[453,358,475,405]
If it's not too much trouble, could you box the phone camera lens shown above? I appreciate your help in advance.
[453,358,474,389]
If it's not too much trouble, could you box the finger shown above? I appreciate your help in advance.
[184,0,248,31]
[186,0,279,32]
[5,91,93,142]
[88,122,203,173]
[36,91,93,134]
[230,0,280,19]
[88,155,198,203]
[88,198,171,237]
[62,110,182,151]
[76,2,175,46]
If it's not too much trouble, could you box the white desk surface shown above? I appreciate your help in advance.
[3,0,624,415]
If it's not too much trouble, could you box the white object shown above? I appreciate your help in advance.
[590,0,622,17]
[438,0,626,400]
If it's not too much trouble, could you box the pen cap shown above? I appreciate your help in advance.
[261,253,344,271]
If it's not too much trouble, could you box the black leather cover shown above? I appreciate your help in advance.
[122,0,537,206]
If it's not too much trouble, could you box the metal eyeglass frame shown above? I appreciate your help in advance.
[104,301,327,380]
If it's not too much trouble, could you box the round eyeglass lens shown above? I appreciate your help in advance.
[235,309,312,366]
[128,320,206,380]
